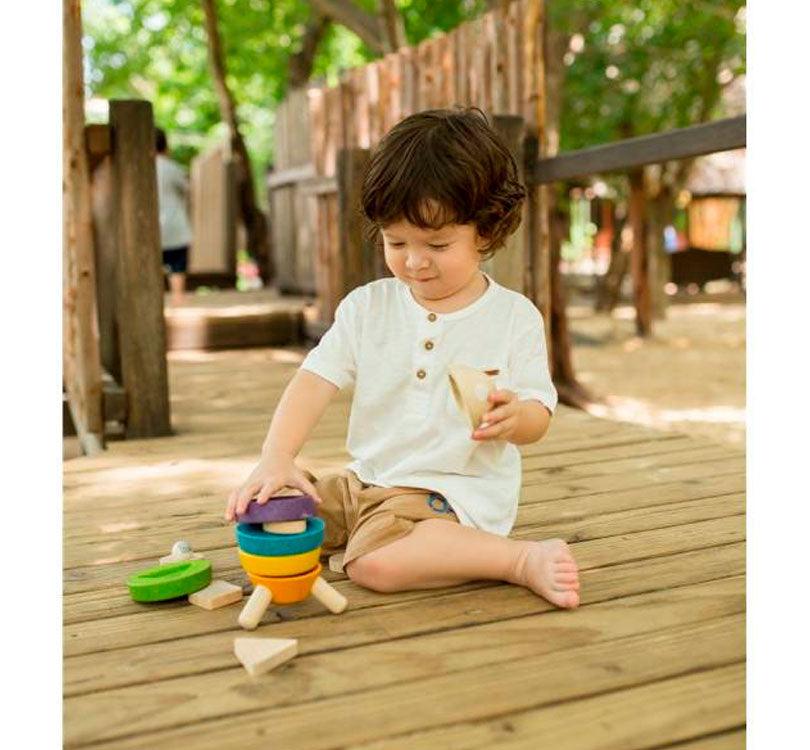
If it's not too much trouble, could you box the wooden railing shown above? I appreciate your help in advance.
[533,116,746,184]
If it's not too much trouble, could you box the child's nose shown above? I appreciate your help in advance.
[405,252,429,270]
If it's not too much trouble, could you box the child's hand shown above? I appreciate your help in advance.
[224,453,322,522]
[472,389,520,443]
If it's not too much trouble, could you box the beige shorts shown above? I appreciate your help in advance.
[305,469,459,567]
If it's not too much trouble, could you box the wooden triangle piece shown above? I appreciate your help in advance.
[234,637,298,676]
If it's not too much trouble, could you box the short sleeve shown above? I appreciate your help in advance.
[508,302,558,414]
[299,289,362,390]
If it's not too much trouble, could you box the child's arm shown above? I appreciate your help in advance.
[225,369,338,520]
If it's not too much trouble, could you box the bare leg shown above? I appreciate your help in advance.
[168,273,186,305]
[346,519,580,609]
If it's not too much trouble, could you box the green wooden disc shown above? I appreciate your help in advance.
[127,559,212,602]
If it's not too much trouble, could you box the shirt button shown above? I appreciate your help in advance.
[416,369,427,380]
[424,340,434,351]
[427,313,437,322]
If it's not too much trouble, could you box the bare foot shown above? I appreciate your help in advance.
[512,539,580,609]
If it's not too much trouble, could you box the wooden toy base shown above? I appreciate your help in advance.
[237,564,348,630]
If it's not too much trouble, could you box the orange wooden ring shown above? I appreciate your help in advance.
[246,564,322,604]
[238,547,320,577]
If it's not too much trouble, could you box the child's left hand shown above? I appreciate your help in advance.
[472,389,520,442]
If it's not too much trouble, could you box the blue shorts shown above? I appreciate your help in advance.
[162,245,189,274]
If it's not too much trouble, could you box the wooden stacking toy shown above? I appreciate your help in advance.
[235,496,348,629]
[448,364,498,429]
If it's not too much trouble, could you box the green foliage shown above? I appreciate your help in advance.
[84,0,746,205]
[550,0,746,150]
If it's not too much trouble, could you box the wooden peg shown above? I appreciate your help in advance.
[328,552,345,573]
[238,585,272,630]
[310,576,348,614]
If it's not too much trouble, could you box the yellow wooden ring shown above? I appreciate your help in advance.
[238,547,321,577]
[247,564,322,604]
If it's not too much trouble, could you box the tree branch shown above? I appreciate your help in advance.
[378,0,406,52]
[289,12,331,89]
[308,0,385,54]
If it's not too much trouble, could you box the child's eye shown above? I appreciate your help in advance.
[428,244,449,250]
[388,241,406,248]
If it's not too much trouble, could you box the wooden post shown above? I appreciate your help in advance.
[109,99,172,438]
[63,0,104,455]
[336,147,375,293]
[489,115,526,293]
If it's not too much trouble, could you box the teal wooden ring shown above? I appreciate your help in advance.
[235,516,325,556]
[127,559,212,602]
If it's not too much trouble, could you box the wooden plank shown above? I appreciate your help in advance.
[63,515,743,657]
[61,471,742,570]
[189,146,236,275]
[68,619,743,749]
[399,45,418,117]
[490,6,508,114]
[534,116,747,184]
[109,99,171,438]
[63,0,104,455]
[453,24,469,106]
[63,564,744,694]
[488,115,526,292]
[506,0,522,114]
[337,147,374,294]
[353,665,745,750]
[64,579,743,742]
[265,163,315,189]
[366,61,382,146]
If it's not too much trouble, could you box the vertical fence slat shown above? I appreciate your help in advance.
[64,0,104,453]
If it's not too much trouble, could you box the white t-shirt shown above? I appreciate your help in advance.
[156,155,192,249]
[300,273,558,536]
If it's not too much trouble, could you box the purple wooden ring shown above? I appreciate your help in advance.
[235,495,317,524]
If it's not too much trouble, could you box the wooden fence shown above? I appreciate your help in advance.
[268,0,549,326]
[189,145,237,283]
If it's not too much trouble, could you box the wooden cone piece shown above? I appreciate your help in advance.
[234,637,297,676]
[310,576,348,614]
[448,364,495,429]
[238,585,272,630]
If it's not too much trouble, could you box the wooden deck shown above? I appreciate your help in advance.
[63,346,746,749]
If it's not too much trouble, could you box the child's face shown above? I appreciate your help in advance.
[381,218,486,302]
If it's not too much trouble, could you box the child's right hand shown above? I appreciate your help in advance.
[224,453,322,522]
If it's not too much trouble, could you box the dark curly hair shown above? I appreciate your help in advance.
[361,107,526,260]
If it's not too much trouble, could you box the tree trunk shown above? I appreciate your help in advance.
[378,0,406,52]
[595,210,630,313]
[628,167,652,336]
[542,1,594,406]
[289,13,331,89]
[548,208,593,408]
[201,0,273,284]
